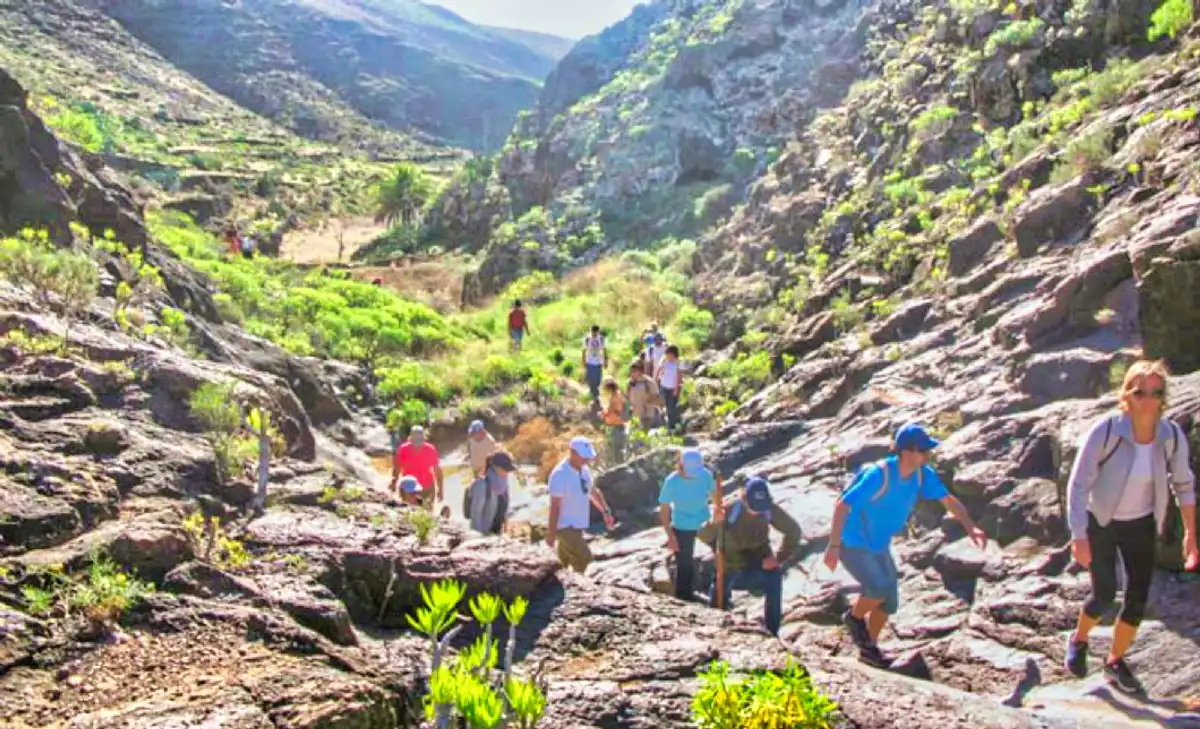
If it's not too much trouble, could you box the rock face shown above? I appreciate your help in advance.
[83,0,567,150]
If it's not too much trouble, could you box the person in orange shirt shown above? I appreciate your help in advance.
[602,377,628,466]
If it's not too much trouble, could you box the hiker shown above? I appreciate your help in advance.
[582,325,607,404]
[546,437,616,573]
[824,423,987,667]
[644,332,668,379]
[508,300,530,351]
[602,377,628,465]
[627,362,661,428]
[397,476,423,507]
[388,425,444,511]
[467,420,498,477]
[656,344,683,432]
[224,227,241,258]
[241,233,256,260]
[699,477,802,636]
[658,449,717,601]
[1064,359,1197,695]
[467,451,516,534]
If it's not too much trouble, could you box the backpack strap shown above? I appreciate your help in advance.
[1163,420,1181,475]
[869,460,891,503]
[1097,417,1119,469]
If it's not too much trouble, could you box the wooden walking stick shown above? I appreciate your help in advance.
[715,475,726,610]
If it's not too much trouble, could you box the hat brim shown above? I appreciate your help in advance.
[571,444,597,460]
[917,435,940,452]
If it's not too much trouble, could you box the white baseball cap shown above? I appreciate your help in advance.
[569,437,596,460]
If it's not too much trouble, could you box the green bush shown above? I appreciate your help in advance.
[984,18,1046,56]
[20,555,154,625]
[693,660,837,729]
[0,229,99,350]
[189,381,257,484]
[1148,0,1193,40]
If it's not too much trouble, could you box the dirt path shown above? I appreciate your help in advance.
[280,217,388,264]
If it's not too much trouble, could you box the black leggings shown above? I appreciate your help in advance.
[1084,513,1157,627]
[673,528,697,600]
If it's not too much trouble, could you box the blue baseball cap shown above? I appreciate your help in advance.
[743,477,773,512]
[569,437,597,460]
[895,423,939,452]
[399,476,421,494]
[468,420,485,435]
[680,448,704,478]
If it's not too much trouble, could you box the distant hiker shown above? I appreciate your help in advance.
[508,300,530,351]
[824,423,987,667]
[602,377,628,465]
[1064,360,1197,695]
[241,234,256,260]
[467,451,516,535]
[389,425,444,511]
[656,344,683,432]
[627,362,661,428]
[644,332,668,380]
[699,477,801,636]
[659,449,716,601]
[547,437,616,573]
[224,227,241,257]
[372,278,383,287]
[467,420,498,477]
[397,476,423,507]
[582,325,607,404]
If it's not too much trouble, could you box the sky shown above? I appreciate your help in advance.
[431,0,641,39]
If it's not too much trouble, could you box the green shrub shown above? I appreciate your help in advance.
[1050,125,1113,183]
[984,18,1046,56]
[1148,0,1193,40]
[830,289,865,335]
[189,381,256,484]
[693,660,837,729]
[0,229,99,350]
[20,555,154,625]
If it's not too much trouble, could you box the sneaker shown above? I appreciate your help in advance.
[858,643,891,669]
[1064,636,1088,678]
[842,610,872,650]
[1104,658,1145,696]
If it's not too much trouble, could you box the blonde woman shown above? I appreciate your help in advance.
[1065,359,1198,694]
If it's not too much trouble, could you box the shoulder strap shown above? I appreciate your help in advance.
[1097,417,1119,469]
[869,460,891,503]
[1163,420,1181,473]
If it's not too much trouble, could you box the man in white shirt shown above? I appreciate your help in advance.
[547,437,616,573]
[656,345,684,433]
[581,325,607,405]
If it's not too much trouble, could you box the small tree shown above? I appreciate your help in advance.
[189,381,249,484]
[0,229,99,351]
[96,233,165,334]
[375,163,434,229]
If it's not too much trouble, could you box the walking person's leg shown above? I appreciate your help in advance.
[840,547,896,663]
[760,566,783,636]
[663,389,678,431]
[710,568,738,611]
[1067,515,1119,676]
[674,529,697,600]
[587,365,602,402]
[490,493,509,534]
[1104,515,1157,693]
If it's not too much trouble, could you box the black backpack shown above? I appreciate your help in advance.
[1096,416,1181,471]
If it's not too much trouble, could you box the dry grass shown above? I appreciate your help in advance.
[508,416,602,482]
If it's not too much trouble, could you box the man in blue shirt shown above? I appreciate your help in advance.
[824,423,987,667]
[658,449,717,601]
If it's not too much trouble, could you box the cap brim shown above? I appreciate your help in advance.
[919,436,940,451]
[571,445,597,460]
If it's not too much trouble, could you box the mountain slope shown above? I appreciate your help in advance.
[84,0,566,150]
[483,24,578,60]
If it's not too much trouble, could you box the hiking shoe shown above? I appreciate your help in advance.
[858,643,891,669]
[1064,637,1088,678]
[1104,658,1145,696]
[842,610,872,650]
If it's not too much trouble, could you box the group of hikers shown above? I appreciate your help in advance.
[222,226,258,260]
[386,354,1197,693]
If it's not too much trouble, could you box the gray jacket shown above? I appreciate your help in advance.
[467,467,508,534]
[1066,412,1195,540]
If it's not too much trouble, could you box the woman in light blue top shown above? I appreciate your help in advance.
[658,448,716,601]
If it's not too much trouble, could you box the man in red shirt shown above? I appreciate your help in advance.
[508,300,530,351]
[389,426,444,510]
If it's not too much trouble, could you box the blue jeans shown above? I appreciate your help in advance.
[662,388,681,431]
[586,364,603,401]
[841,547,900,614]
[710,566,782,636]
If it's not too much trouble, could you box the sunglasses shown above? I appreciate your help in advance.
[1131,388,1165,400]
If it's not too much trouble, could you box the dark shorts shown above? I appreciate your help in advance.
[841,546,900,614]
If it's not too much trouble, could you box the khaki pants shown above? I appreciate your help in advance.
[556,528,592,573]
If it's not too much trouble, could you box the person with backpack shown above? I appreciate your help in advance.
[658,449,717,601]
[547,437,616,573]
[602,377,628,465]
[241,234,256,260]
[467,420,498,477]
[823,423,987,667]
[698,477,802,636]
[656,345,683,433]
[582,325,607,405]
[1064,359,1197,695]
[508,300,530,351]
[466,451,517,534]
[627,362,661,428]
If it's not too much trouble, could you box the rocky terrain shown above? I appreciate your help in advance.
[5,0,1200,726]
[87,0,569,150]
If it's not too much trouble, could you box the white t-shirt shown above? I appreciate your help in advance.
[1113,441,1155,520]
[659,358,680,390]
[583,335,606,366]
[646,345,667,374]
[548,458,593,530]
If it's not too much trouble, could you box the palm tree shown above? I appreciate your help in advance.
[375,163,433,228]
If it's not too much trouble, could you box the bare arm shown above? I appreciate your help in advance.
[590,487,611,516]
[434,464,445,497]
[941,495,987,547]
[823,500,850,570]
[659,504,673,538]
[547,496,562,545]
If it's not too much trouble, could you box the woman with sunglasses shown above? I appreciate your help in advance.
[1065,359,1197,694]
